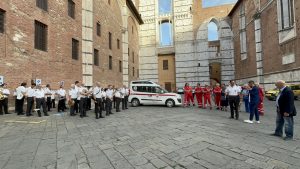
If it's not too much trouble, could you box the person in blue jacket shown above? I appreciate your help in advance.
[244,80,260,124]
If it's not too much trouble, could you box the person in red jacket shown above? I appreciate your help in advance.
[257,83,265,116]
[195,83,203,108]
[184,83,193,107]
[203,84,212,110]
[213,83,222,110]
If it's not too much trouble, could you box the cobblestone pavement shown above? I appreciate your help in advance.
[0,100,299,169]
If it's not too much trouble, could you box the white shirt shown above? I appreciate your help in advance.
[2,89,10,98]
[44,87,51,97]
[115,90,121,98]
[78,87,87,99]
[120,88,126,98]
[101,91,106,98]
[16,86,26,100]
[51,90,56,99]
[106,89,114,99]
[225,85,241,96]
[69,88,78,99]
[93,87,102,98]
[26,87,36,97]
[35,89,45,98]
[57,88,66,97]
[125,88,129,96]
[276,86,286,107]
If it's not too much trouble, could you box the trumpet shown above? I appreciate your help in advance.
[0,88,5,101]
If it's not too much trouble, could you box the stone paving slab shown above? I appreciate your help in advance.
[0,100,299,169]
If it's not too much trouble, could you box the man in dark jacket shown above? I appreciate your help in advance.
[244,80,260,124]
[272,80,297,140]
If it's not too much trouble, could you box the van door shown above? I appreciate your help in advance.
[137,86,156,105]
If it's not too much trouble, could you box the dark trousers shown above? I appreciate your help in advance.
[124,96,128,109]
[113,96,116,108]
[79,98,87,117]
[0,98,8,114]
[16,98,25,115]
[36,98,47,117]
[95,98,103,118]
[243,97,250,113]
[121,98,125,110]
[275,109,294,138]
[102,98,106,111]
[26,97,34,116]
[74,100,79,114]
[249,103,259,121]
[86,98,91,110]
[51,99,55,108]
[58,99,65,112]
[116,97,121,112]
[228,96,240,119]
[46,97,51,111]
[106,99,112,115]
[70,99,77,115]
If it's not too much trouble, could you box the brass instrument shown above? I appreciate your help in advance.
[0,88,5,101]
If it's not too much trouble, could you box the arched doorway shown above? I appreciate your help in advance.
[209,62,221,86]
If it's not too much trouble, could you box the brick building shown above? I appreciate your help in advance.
[229,0,300,90]
[0,0,142,90]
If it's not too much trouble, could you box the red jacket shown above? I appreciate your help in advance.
[203,87,211,96]
[213,86,222,95]
[184,86,193,95]
[195,87,203,95]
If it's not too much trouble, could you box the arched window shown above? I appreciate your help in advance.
[159,0,172,15]
[160,21,173,46]
[208,21,218,41]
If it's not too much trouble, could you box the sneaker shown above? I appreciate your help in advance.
[244,120,253,124]
[256,121,261,124]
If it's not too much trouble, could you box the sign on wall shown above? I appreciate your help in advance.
[36,79,42,85]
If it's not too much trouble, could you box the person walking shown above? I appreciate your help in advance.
[35,85,49,117]
[57,85,66,112]
[241,84,250,113]
[16,82,27,115]
[44,84,52,111]
[226,80,241,120]
[257,84,265,116]
[25,83,36,116]
[244,81,260,124]
[271,80,297,140]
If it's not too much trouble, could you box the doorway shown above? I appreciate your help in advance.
[209,62,221,86]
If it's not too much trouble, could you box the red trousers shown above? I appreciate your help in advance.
[258,101,264,115]
[204,95,212,108]
[184,93,194,106]
[215,94,221,107]
[195,94,203,107]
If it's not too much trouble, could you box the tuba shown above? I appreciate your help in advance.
[0,88,5,101]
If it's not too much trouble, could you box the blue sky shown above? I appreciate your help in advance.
[203,0,238,8]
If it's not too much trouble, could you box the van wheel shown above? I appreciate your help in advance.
[131,99,140,107]
[166,99,175,108]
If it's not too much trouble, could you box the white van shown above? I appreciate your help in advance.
[129,80,182,107]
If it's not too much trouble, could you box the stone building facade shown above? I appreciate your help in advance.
[139,0,235,91]
[229,0,300,90]
[0,0,142,90]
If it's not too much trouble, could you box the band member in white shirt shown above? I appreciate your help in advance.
[225,80,241,120]
[35,85,49,117]
[16,82,27,115]
[124,85,130,109]
[120,86,126,110]
[79,83,88,118]
[115,88,122,112]
[74,81,81,114]
[112,85,116,109]
[86,87,93,110]
[105,85,114,116]
[93,82,104,119]
[102,88,107,111]
[68,84,78,116]
[25,83,36,116]
[51,89,56,108]
[0,83,11,115]
[57,85,66,112]
[44,84,52,111]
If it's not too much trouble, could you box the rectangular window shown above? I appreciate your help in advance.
[109,56,112,70]
[94,49,99,66]
[132,52,135,63]
[280,0,294,29]
[68,0,75,19]
[0,9,5,33]
[117,39,120,49]
[34,20,48,51]
[163,60,168,70]
[96,22,101,36]
[133,67,135,76]
[72,38,79,60]
[119,60,122,72]
[36,0,48,11]
[109,32,112,50]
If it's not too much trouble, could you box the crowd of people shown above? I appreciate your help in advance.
[182,80,264,121]
[0,81,129,119]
